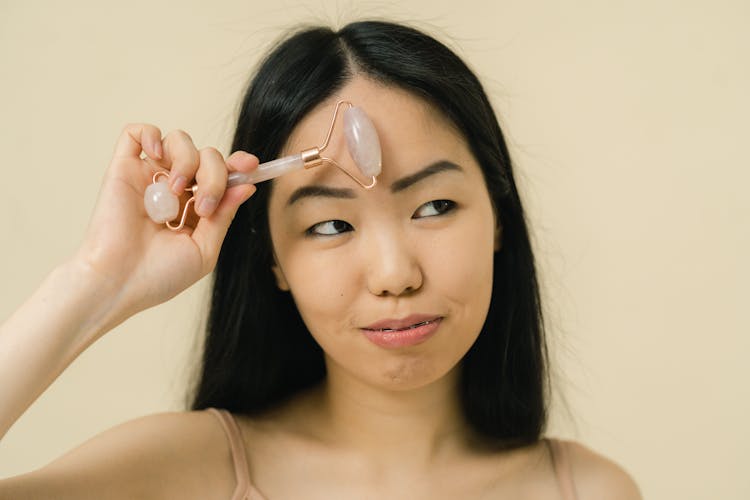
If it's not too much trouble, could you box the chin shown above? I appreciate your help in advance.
[372,355,458,391]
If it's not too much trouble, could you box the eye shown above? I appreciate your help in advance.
[306,219,353,237]
[412,199,456,219]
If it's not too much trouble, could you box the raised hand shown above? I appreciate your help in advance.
[75,124,258,326]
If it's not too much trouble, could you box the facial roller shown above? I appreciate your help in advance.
[144,100,382,230]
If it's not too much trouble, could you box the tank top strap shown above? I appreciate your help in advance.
[207,408,266,500]
[546,438,579,500]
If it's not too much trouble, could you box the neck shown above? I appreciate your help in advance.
[311,361,469,465]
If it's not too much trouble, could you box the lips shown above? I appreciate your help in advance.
[360,315,443,349]
[362,314,442,332]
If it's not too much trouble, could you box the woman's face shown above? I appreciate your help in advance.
[268,78,499,391]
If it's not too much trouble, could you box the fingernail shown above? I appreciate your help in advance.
[197,196,218,216]
[171,175,188,194]
[153,141,163,160]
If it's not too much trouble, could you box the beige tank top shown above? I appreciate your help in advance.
[208,408,579,500]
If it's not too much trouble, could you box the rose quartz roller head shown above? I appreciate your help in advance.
[144,101,382,230]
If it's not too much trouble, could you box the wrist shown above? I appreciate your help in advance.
[52,258,129,344]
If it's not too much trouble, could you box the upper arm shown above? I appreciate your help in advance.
[566,441,642,500]
[0,411,235,500]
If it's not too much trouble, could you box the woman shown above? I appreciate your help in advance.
[0,21,641,499]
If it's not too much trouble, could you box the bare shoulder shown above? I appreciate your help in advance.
[563,440,642,500]
[0,410,235,500]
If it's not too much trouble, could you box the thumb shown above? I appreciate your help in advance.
[190,183,256,271]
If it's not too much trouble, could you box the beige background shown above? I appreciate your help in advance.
[1,0,748,498]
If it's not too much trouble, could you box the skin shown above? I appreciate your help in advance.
[269,78,497,394]
[0,78,641,499]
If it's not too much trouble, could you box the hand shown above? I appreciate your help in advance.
[74,123,257,327]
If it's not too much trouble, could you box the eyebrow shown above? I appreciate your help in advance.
[286,185,356,206]
[286,160,463,207]
[390,160,463,193]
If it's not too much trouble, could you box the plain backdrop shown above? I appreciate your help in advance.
[1,1,748,498]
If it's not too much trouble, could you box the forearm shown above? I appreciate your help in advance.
[0,125,256,441]
[0,259,124,439]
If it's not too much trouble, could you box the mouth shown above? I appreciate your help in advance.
[363,318,440,332]
[362,314,443,332]
[360,316,443,349]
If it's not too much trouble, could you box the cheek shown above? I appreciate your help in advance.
[280,246,359,330]
[428,212,496,309]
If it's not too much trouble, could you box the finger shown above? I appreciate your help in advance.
[161,129,199,195]
[191,183,256,272]
[113,123,163,160]
[187,150,259,266]
[193,147,228,217]
[226,151,260,173]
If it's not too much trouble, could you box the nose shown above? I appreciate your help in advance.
[364,229,423,297]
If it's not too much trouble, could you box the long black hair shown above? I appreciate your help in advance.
[191,20,548,449]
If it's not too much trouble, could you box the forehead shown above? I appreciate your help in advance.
[271,77,474,194]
